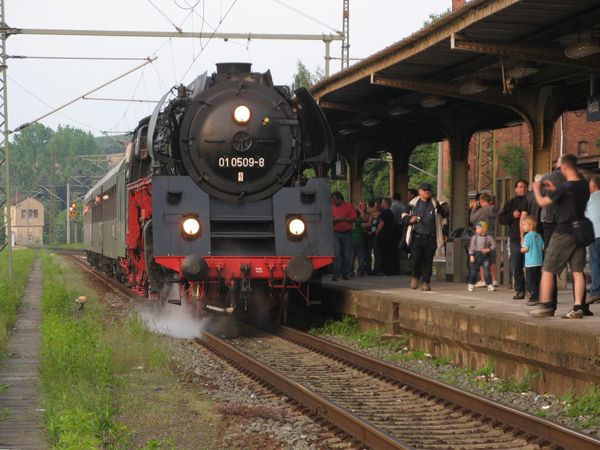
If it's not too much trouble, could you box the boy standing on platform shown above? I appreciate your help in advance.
[467,221,496,292]
[520,215,544,305]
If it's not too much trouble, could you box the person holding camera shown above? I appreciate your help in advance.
[529,154,590,318]
[402,182,448,291]
[498,180,529,299]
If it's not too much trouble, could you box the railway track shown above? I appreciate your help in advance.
[57,250,140,300]
[59,250,599,449]
[199,325,600,450]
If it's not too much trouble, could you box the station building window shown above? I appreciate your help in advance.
[21,209,38,219]
[578,141,590,157]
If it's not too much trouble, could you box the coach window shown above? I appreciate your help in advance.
[578,141,590,157]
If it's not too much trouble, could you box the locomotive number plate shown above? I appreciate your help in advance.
[218,157,265,168]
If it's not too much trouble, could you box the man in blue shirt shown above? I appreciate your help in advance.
[587,175,600,304]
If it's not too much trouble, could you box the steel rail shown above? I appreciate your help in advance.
[280,326,600,450]
[58,251,140,300]
[198,330,413,450]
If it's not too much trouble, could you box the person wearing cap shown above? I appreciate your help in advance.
[498,179,529,299]
[467,221,496,292]
[401,182,448,291]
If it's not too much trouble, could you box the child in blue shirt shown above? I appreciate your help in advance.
[520,215,544,304]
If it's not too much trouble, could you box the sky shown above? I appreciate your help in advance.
[7,0,451,137]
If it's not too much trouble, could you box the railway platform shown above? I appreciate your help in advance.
[321,274,600,396]
[0,258,48,449]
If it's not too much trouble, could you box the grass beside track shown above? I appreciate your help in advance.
[39,252,219,448]
[0,249,36,357]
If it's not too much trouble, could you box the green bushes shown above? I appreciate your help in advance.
[0,249,36,356]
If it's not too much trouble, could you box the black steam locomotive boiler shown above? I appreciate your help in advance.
[84,63,335,319]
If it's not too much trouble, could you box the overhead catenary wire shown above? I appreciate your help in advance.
[9,75,123,146]
[83,97,158,103]
[271,0,342,35]
[173,0,202,10]
[179,0,239,83]
[13,57,157,133]
[147,0,183,33]
[8,55,152,61]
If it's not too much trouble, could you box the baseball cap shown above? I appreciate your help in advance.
[418,182,433,191]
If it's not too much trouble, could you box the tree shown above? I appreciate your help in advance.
[498,143,528,179]
[422,8,451,27]
[362,157,390,200]
[10,124,110,243]
[408,143,438,194]
[10,123,54,194]
[291,60,324,90]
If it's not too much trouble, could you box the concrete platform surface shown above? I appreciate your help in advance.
[322,274,600,395]
[0,258,48,449]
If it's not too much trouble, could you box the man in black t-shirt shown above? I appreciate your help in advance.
[376,197,395,276]
[530,154,590,319]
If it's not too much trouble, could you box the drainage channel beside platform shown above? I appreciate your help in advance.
[322,275,600,396]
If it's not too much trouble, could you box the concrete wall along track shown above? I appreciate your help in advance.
[323,276,600,396]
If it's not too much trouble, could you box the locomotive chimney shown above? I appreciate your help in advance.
[216,62,252,75]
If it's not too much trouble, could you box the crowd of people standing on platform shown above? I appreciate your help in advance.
[463,153,599,319]
[331,182,449,291]
[331,153,600,320]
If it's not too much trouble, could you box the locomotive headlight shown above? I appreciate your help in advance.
[181,215,201,240]
[287,217,306,240]
[233,105,251,124]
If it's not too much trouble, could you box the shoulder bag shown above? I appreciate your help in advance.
[572,218,595,247]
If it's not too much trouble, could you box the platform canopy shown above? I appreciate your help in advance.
[311,0,600,158]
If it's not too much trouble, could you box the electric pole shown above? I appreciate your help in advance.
[66,182,70,244]
[341,0,349,70]
[0,0,12,275]
[50,145,55,244]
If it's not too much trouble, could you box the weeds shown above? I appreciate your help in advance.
[310,315,360,336]
[39,251,213,447]
[433,355,454,366]
[40,252,127,447]
[310,315,384,349]
[560,385,600,427]
[0,249,36,356]
[496,372,539,393]
[141,438,176,450]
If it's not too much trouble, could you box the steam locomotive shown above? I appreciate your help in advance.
[83,63,335,319]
